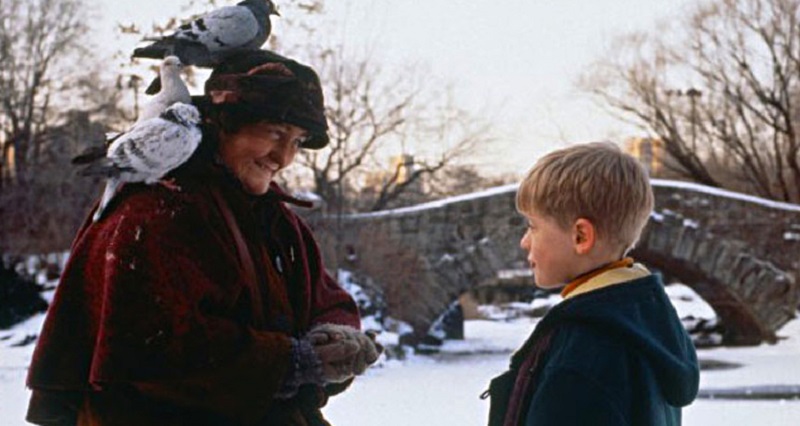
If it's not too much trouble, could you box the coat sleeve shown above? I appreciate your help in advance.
[86,192,293,424]
[288,214,361,400]
[524,368,628,426]
[295,215,361,330]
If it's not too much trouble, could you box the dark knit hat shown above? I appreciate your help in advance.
[204,50,329,149]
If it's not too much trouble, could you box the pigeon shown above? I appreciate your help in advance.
[138,56,191,122]
[72,56,192,165]
[133,0,280,94]
[77,103,202,222]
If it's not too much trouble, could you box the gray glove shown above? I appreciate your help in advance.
[275,335,360,399]
[312,332,361,383]
[308,324,382,376]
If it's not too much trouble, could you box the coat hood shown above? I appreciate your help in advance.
[542,274,700,407]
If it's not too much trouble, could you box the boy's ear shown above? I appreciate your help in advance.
[572,218,596,255]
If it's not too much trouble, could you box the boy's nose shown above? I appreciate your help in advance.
[520,232,530,250]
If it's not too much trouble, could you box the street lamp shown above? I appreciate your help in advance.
[665,87,703,152]
[685,88,702,152]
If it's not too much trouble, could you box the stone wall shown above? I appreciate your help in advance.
[319,181,800,345]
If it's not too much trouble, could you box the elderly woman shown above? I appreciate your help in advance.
[26,51,379,426]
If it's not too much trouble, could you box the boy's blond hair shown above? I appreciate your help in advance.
[516,141,654,253]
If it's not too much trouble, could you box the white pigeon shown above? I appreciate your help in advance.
[79,103,202,222]
[137,56,191,122]
[72,56,192,163]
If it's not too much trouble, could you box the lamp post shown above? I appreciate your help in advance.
[665,87,703,152]
[686,88,702,152]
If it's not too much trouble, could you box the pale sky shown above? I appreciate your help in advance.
[92,0,695,176]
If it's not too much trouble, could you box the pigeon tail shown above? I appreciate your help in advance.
[72,146,108,165]
[78,158,125,178]
[145,76,162,96]
[93,179,121,222]
[132,40,174,60]
[105,132,123,144]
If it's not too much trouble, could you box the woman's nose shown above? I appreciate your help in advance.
[269,140,293,167]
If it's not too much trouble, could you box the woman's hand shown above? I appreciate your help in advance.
[307,324,383,378]
[311,336,361,383]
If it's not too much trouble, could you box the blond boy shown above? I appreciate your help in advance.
[485,142,699,426]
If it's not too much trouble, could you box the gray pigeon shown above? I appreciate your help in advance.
[78,103,202,222]
[133,0,279,93]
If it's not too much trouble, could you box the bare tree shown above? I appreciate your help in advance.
[296,49,491,213]
[0,0,130,256]
[114,0,493,213]
[0,0,90,185]
[364,94,493,212]
[0,113,106,256]
[582,0,800,202]
[426,164,519,200]
[270,3,493,213]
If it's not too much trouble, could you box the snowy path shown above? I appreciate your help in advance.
[3,316,800,425]
[322,319,800,426]
[324,348,800,426]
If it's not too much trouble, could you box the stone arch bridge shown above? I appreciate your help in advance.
[318,180,800,346]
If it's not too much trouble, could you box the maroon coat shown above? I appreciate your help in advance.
[26,167,360,426]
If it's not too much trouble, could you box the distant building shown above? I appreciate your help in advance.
[389,154,416,184]
[625,137,666,177]
[358,153,425,209]
[2,143,15,182]
[363,154,420,191]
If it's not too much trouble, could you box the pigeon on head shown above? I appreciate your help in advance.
[133,0,280,94]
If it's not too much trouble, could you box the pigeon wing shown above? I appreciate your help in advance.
[107,118,201,183]
[140,122,201,183]
[106,120,176,180]
[174,5,259,52]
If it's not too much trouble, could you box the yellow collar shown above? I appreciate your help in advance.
[563,263,651,300]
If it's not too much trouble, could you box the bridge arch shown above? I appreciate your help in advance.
[321,180,799,345]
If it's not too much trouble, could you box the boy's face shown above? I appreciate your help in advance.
[519,211,580,289]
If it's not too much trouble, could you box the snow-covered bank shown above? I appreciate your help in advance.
[2,316,800,425]
[321,317,800,426]
[0,312,46,424]
[3,301,800,425]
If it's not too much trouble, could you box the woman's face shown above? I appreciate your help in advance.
[218,122,309,195]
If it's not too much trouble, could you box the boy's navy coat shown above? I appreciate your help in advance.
[494,274,699,426]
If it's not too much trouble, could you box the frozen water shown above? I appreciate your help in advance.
[2,288,798,426]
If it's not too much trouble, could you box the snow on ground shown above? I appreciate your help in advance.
[0,312,46,424]
[665,284,717,320]
[2,298,800,425]
[324,317,800,426]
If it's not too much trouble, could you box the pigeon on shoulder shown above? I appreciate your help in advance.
[133,0,280,94]
[72,55,192,164]
[77,103,202,222]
